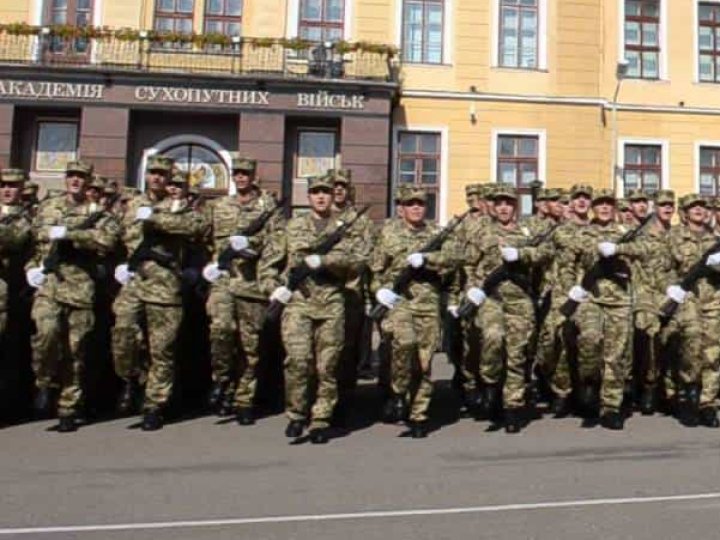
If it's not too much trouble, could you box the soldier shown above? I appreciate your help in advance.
[265,175,364,444]
[21,181,40,215]
[25,160,119,432]
[111,156,208,431]
[617,199,635,225]
[663,194,720,427]
[86,175,106,210]
[371,187,458,438]
[566,189,648,430]
[201,155,281,424]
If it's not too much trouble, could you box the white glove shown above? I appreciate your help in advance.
[706,252,720,266]
[568,285,589,303]
[135,206,153,221]
[202,263,226,283]
[447,305,460,318]
[666,285,688,304]
[48,225,67,240]
[376,288,401,309]
[598,242,618,258]
[270,286,293,304]
[26,267,46,289]
[501,247,519,263]
[406,253,425,269]
[229,235,250,252]
[113,263,135,286]
[304,254,322,270]
[466,287,487,306]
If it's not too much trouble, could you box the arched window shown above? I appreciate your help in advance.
[163,143,230,190]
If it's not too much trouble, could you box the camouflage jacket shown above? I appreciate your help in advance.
[370,220,459,315]
[207,191,282,301]
[332,204,375,297]
[667,224,720,310]
[0,204,32,307]
[121,193,208,305]
[627,218,673,311]
[31,196,119,308]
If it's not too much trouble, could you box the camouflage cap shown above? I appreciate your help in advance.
[592,188,616,204]
[617,198,630,211]
[558,189,570,204]
[0,168,26,183]
[627,188,649,202]
[394,184,409,203]
[88,174,106,190]
[570,183,594,198]
[66,160,93,177]
[307,175,334,191]
[22,181,39,195]
[535,188,548,201]
[146,155,173,173]
[104,180,119,195]
[491,184,518,201]
[326,168,352,185]
[229,153,257,173]
[544,187,563,200]
[399,186,428,203]
[654,189,675,205]
[465,183,483,197]
[169,171,188,184]
[679,193,707,209]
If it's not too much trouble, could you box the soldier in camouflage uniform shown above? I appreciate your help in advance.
[265,175,364,444]
[371,186,458,438]
[201,155,281,424]
[111,156,208,431]
[565,189,649,430]
[663,194,720,427]
[26,161,119,432]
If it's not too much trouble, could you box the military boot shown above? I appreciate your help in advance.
[207,382,226,412]
[285,420,305,438]
[56,415,77,433]
[698,407,720,428]
[141,409,164,431]
[382,394,407,424]
[639,386,656,416]
[309,427,330,444]
[408,421,428,439]
[33,387,54,418]
[577,384,599,417]
[235,407,255,426]
[551,396,571,418]
[677,384,699,427]
[504,408,523,433]
[479,384,501,420]
[116,378,141,416]
[600,410,624,430]
[217,395,235,417]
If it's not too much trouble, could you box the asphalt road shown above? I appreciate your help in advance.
[1,357,719,540]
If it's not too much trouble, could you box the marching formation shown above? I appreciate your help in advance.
[1,154,719,442]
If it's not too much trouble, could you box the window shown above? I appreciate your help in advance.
[699,146,720,195]
[34,121,79,172]
[623,144,661,194]
[163,143,230,190]
[154,0,194,35]
[204,0,242,37]
[397,131,441,220]
[298,0,345,43]
[402,0,444,64]
[624,0,660,79]
[699,3,720,82]
[45,0,93,54]
[499,0,538,69]
[496,134,538,214]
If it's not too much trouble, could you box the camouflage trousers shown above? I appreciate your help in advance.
[535,301,572,399]
[31,296,94,417]
[206,285,266,408]
[575,301,632,413]
[383,306,439,422]
[338,291,367,394]
[476,297,534,409]
[281,300,344,430]
[665,301,720,409]
[634,308,663,391]
[111,285,182,411]
[0,278,7,335]
[459,316,482,396]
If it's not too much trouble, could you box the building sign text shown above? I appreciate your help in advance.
[0,80,104,100]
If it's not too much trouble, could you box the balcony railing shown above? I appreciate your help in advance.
[0,26,400,83]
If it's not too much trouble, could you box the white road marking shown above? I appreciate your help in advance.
[1,492,719,535]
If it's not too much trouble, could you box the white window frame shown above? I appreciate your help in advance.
[286,0,354,40]
[391,125,449,223]
[490,127,547,185]
[618,0,668,80]
[694,140,720,193]
[617,137,670,197]
[694,0,720,83]
[491,0,547,70]
[394,0,453,65]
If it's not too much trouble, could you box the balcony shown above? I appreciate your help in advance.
[0,25,400,84]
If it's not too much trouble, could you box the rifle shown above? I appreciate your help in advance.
[126,206,195,275]
[265,205,370,323]
[457,221,560,320]
[558,213,655,318]
[659,237,720,322]
[368,208,477,322]
[42,210,107,281]
[216,198,285,272]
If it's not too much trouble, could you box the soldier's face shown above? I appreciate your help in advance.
[687,204,707,225]
[494,198,516,224]
[486,200,496,217]
[657,202,675,224]
[536,200,548,215]
[309,188,333,213]
[621,210,636,224]
[166,183,185,200]
[65,173,87,196]
[571,194,591,215]
[546,199,563,219]
[593,201,615,222]
[402,199,427,224]
[86,186,101,203]
[333,183,348,205]
[0,182,20,204]
[233,170,253,191]
[630,200,649,219]
[146,170,167,193]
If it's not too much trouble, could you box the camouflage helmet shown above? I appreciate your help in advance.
[146,154,174,173]
[66,160,93,178]
[0,168,26,183]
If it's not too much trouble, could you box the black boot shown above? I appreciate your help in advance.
[479,385,500,420]
[462,388,480,417]
[207,382,225,411]
[117,379,141,416]
[600,411,624,430]
[33,388,53,418]
[504,408,523,433]
[677,385,699,427]
[639,387,656,416]
[56,415,77,433]
[698,407,720,428]
[382,395,406,424]
[235,407,255,426]
[578,384,599,417]
[217,396,235,417]
[551,396,571,418]
[309,427,330,444]
[409,421,428,439]
[284,420,304,438]
[141,409,163,431]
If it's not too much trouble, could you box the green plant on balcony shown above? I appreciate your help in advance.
[0,22,39,36]
[250,37,275,49]
[279,37,313,52]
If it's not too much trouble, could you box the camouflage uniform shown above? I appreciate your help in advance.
[112,159,208,413]
[205,158,282,411]
[29,161,119,419]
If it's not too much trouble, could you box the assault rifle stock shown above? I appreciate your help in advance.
[43,210,107,281]
[126,206,194,274]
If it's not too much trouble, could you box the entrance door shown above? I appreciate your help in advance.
[287,125,339,215]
